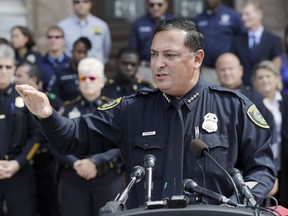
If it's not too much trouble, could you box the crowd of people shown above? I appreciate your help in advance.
[0,0,288,215]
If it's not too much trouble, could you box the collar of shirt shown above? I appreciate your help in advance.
[47,54,65,64]
[162,77,204,111]
[72,14,91,26]
[0,84,13,96]
[263,90,282,112]
[80,95,102,107]
[248,25,264,47]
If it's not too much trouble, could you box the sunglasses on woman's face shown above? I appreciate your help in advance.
[79,75,97,81]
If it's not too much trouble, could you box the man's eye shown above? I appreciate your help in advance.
[150,53,156,57]
[165,53,178,59]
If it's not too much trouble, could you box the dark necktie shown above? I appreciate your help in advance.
[162,99,184,199]
[250,35,258,60]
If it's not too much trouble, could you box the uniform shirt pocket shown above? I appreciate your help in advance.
[132,136,165,178]
[201,133,230,171]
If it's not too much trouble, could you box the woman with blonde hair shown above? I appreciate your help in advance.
[253,60,288,207]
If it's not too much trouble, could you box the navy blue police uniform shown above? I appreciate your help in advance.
[33,92,63,216]
[102,77,153,99]
[0,84,42,216]
[15,49,42,68]
[47,66,80,102]
[38,78,275,209]
[55,95,125,216]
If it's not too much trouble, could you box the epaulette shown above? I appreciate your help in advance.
[104,78,116,87]
[136,78,153,88]
[100,95,112,103]
[62,96,81,107]
[124,88,158,98]
[209,85,251,105]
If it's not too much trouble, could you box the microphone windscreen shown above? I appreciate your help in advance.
[143,154,156,168]
[190,139,209,158]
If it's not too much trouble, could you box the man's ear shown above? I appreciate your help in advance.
[194,49,205,69]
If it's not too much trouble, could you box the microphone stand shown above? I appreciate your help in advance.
[98,165,145,216]
[203,152,241,204]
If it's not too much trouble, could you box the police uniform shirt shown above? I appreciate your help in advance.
[39,53,72,91]
[15,49,42,67]
[102,77,153,99]
[39,78,275,208]
[57,95,119,166]
[0,84,42,167]
[47,66,80,102]
[129,13,173,62]
[194,4,245,67]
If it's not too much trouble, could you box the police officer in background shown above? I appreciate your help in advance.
[129,0,173,87]
[14,62,61,216]
[102,47,153,99]
[0,44,41,215]
[47,37,91,102]
[55,58,125,216]
[16,18,275,209]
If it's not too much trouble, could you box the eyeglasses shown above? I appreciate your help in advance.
[79,75,97,81]
[149,3,163,8]
[73,0,90,4]
[47,35,63,39]
[0,65,13,69]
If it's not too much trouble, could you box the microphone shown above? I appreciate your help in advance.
[116,165,145,203]
[182,179,238,207]
[143,154,156,202]
[190,139,241,204]
[98,165,145,215]
[228,168,257,206]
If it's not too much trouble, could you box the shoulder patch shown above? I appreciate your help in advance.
[247,104,269,129]
[98,97,122,110]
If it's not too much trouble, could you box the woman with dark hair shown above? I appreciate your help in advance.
[280,25,288,93]
[10,25,42,66]
[47,37,92,102]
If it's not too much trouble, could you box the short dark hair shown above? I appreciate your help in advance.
[18,62,42,85]
[73,37,92,50]
[152,18,204,52]
[116,47,139,61]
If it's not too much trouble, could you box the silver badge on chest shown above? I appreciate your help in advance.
[202,113,218,133]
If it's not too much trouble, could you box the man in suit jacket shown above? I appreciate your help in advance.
[231,0,282,87]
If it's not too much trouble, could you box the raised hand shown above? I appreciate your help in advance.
[15,84,53,119]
